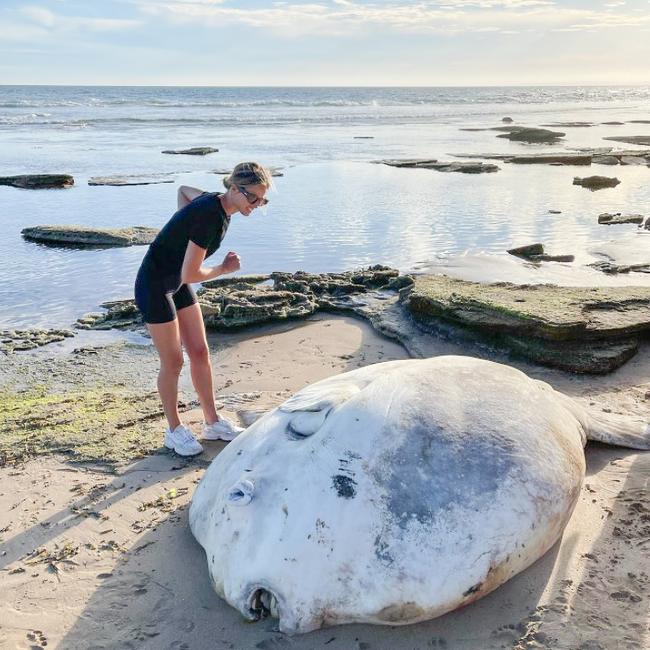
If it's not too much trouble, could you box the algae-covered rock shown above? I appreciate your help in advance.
[508,154,592,165]
[603,136,650,147]
[598,213,645,225]
[450,153,591,165]
[539,122,594,128]
[0,328,75,353]
[589,261,650,275]
[75,299,142,330]
[202,274,271,289]
[507,243,544,259]
[0,174,74,189]
[198,266,401,330]
[529,254,575,263]
[573,176,621,191]
[22,225,159,247]
[379,159,499,173]
[593,155,620,165]
[495,126,565,144]
[162,147,218,155]
[272,267,400,294]
[211,167,284,177]
[199,287,317,329]
[457,126,565,144]
[507,244,573,263]
[76,267,403,332]
[402,275,650,373]
[88,175,175,186]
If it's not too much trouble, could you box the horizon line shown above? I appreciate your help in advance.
[2,83,649,89]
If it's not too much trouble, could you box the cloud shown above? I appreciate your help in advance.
[133,0,650,37]
[21,5,142,32]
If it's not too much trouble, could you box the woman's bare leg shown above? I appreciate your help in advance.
[147,319,184,430]
[177,303,219,425]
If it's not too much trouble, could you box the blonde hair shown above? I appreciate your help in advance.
[223,162,273,190]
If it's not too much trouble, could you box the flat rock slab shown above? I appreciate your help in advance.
[495,126,565,143]
[588,237,650,274]
[459,126,564,143]
[161,147,218,155]
[573,176,621,190]
[509,154,591,165]
[0,328,74,353]
[211,167,284,177]
[598,213,645,226]
[507,243,544,258]
[0,174,74,189]
[22,225,159,247]
[379,159,499,173]
[455,149,650,167]
[402,275,650,373]
[590,261,650,275]
[507,243,574,263]
[620,156,649,166]
[540,122,594,127]
[529,254,575,263]
[452,153,592,165]
[603,136,650,147]
[593,156,621,165]
[88,175,175,186]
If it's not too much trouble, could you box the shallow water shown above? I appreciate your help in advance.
[1,85,649,328]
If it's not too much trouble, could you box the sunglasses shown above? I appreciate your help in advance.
[237,185,268,206]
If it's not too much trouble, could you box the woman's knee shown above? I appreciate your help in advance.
[185,343,210,365]
[160,352,184,376]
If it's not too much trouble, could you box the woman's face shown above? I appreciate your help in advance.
[234,183,269,216]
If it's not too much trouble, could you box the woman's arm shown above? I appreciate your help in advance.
[181,242,241,284]
[177,185,205,210]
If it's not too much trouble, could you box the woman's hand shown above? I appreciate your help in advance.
[220,251,241,274]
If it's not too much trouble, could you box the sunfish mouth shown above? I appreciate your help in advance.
[248,587,280,621]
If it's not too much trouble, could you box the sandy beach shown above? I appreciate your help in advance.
[1,311,648,650]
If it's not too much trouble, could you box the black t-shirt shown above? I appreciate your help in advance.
[146,192,230,280]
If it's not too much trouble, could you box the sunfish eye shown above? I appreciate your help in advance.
[227,479,255,506]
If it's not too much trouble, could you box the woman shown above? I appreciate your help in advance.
[135,162,273,456]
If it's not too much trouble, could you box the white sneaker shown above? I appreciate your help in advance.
[164,424,203,456]
[202,416,245,442]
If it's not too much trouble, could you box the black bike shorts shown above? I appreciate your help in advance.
[134,261,197,324]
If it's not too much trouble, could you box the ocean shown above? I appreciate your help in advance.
[1,85,649,328]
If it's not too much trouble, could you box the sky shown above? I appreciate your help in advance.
[1,0,650,86]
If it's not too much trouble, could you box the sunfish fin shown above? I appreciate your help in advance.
[585,411,650,450]
[280,380,363,414]
[279,379,364,438]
